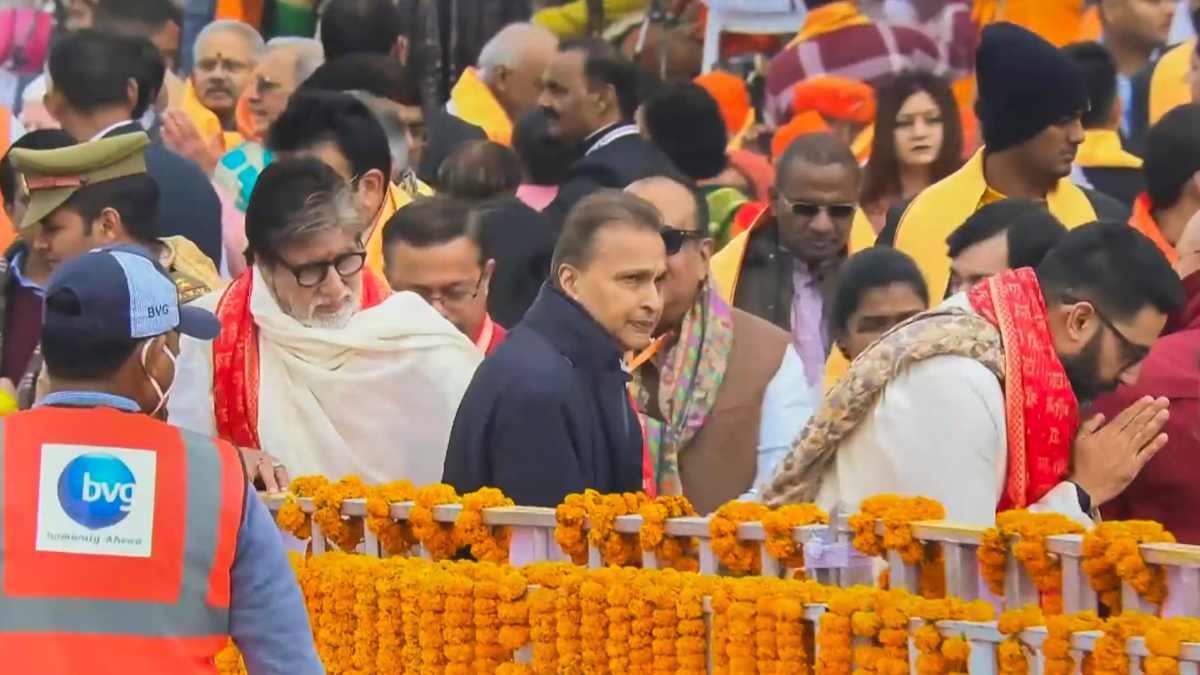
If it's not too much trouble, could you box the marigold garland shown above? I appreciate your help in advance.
[554,489,601,565]
[763,503,829,572]
[364,480,417,555]
[1092,612,1157,675]
[555,567,585,673]
[606,568,637,673]
[710,501,770,575]
[497,567,530,653]
[996,606,1045,675]
[588,491,650,567]
[1082,520,1176,613]
[1044,611,1103,675]
[274,475,330,539]
[630,571,656,673]
[638,494,699,571]
[1145,617,1200,675]
[652,568,683,674]
[213,640,246,675]
[473,562,506,673]
[579,569,611,672]
[310,475,369,552]
[677,574,712,675]
[443,563,476,675]
[979,510,1086,614]
[850,495,946,598]
[410,483,461,561]
[454,487,515,563]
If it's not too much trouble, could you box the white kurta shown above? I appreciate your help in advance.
[169,268,483,485]
[812,295,1093,527]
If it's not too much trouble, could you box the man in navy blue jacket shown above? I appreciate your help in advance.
[443,191,667,507]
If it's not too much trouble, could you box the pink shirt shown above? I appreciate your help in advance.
[516,184,558,212]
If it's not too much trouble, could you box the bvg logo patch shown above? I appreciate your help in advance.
[37,444,157,557]
[57,452,136,529]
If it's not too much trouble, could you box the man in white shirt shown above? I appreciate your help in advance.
[764,221,1184,526]
[169,156,480,487]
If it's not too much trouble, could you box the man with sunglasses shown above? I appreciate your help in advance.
[625,176,817,513]
[711,132,861,389]
[764,222,1185,528]
[170,157,481,488]
[382,197,507,355]
[1089,210,1200,543]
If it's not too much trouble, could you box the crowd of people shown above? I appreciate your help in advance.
[4,0,1200,669]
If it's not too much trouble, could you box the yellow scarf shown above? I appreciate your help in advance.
[178,78,242,153]
[894,148,1096,297]
[365,180,436,276]
[1075,129,1143,170]
[448,67,514,146]
[1150,40,1196,127]
[786,1,871,49]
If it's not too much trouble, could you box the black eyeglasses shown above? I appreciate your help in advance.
[279,251,367,288]
[408,275,484,308]
[1066,295,1153,370]
[777,195,856,220]
[661,228,708,256]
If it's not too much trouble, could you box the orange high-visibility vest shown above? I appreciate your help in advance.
[0,405,246,673]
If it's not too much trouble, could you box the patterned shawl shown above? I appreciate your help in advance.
[763,269,1078,512]
[629,280,735,496]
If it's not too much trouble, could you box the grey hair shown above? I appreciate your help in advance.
[347,90,411,182]
[477,22,556,84]
[193,19,265,62]
[272,184,365,253]
[266,36,325,83]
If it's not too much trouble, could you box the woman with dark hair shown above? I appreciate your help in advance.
[860,71,963,232]
[437,140,523,200]
[828,246,929,363]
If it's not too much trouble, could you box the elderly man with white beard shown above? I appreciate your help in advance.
[169,156,481,488]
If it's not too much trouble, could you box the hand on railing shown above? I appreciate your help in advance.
[239,447,289,492]
[1070,396,1169,507]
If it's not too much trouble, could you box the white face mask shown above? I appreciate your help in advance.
[141,338,177,416]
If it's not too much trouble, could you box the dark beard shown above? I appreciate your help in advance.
[1058,331,1118,405]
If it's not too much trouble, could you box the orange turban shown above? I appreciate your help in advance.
[694,70,752,136]
[791,75,876,124]
[771,110,831,161]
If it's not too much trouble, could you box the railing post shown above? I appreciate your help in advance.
[943,542,981,601]
[1004,540,1039,610]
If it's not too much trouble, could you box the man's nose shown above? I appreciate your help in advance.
[808,211,835,233]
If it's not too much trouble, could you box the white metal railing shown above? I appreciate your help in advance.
[264,495,1200,673]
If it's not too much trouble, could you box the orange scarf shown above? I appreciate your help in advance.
[967,268,1079,510]
[1130,193,1180,264]
[786,1,870,49]
[212,268,390,448]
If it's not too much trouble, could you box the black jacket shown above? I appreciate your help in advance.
[543,123,679,227]
[1079,165,1145,209]
[442,284,643,507]
[416,110,488,186]
[101,122,224,267]
[478,197,557,328]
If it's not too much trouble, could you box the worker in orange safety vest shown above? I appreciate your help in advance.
[0,244,321,674]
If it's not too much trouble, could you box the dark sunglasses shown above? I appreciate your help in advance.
[661,228,707,256]
[778,195,856,220]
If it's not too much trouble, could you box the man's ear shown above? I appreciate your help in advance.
[95,207,125,243]
[481,258,497,294]
[698,237,715,267]
[556,263,579,299]
[126,77,139,112]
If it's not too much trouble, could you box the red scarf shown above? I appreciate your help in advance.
[212,268,390,449]
[967,268,1080,510]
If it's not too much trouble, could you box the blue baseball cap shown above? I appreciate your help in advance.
[43,244,221,341]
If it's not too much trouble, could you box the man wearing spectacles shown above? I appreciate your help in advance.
[170,157,482,489]
[765,222,1184,529]
[625,176,817,513]
[1089,210,1200,543]
[711,132,861,389]
[382,197,507,355]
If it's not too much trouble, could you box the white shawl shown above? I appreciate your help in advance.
[169,267,482,485]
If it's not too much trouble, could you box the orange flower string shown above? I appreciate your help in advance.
[473,562,507,674]
[709,501,770,575]
[1082,520,1175,613]
[1145,617,1200,675]
[762,503,829,571]
[554,489,601,565]
[996,606,1045,675]
[410,483,461,560]
[310,475,368,552]
[639,495,699,571]
[274,475,328,539]
[979,510,1085,614]
[497,567,530,654]
[364,480,417,555]
[1044,612,1103,675]
[455,487,514,563]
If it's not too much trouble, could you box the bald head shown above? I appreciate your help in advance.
[477,22,558,120]
[775,132,860,188]
[626,175,706,234]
